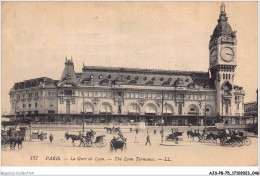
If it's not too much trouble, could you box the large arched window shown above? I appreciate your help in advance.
[127,103,140,114]
[145,103,157,114]
[163,104,174,115]
[83,102,94,114]
[99,102,112,114]
[188,104,199,115]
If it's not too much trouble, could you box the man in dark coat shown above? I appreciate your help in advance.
[145,134,151,145]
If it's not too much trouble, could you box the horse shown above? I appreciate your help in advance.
[104,127,113,133]
[16,137,24,149]
[114,127,120,133]
[64,132,84,146]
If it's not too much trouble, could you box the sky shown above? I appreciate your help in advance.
[1,1,258,114]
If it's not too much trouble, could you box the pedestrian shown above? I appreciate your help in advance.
[49,134,53,143]
[130,128,132,133]
[136,128,138,134]
[145,134,151,146]
[154,129,156,135]
[134,135,138,143]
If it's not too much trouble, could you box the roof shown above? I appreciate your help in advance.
[77,66,213,88]
[244,102,257,109]
[210,5,236,41]
[12,77,56,90]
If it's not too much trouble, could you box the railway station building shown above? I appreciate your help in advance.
[7,4,245,126]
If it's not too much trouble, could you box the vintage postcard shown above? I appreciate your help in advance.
[1,1,258,167]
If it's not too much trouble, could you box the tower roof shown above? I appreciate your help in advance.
[59,57,77,86]
[211,3,236,41]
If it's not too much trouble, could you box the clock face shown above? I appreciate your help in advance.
[210,49,217,66]
[221,47,234,62]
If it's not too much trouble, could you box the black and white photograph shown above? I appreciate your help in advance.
[1,1,258,172]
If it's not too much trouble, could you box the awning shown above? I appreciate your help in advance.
[145,110,156,114]
[128,110,139,114]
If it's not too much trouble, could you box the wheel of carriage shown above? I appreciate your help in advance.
[228,139,236,147]
[86,140,92,147]
[101,139,107,147]
[10,143,16,150]
[2,144,7,151]
[110,143,114,151]
[95,140,102,147]
[220,139,226,146]
[235,140,243,147]
[244,138,251,146]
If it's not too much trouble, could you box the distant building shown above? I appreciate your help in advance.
[244,89,258,124]
[7,3,245,126]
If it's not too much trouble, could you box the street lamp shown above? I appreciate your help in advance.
[161,91,164,143]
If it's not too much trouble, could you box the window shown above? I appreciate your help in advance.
[64,90,72,96]
[17,95,20,99]
[228,74,230,79]
[29,104,31,108]
[29,93,33,98]
[223,74,225,79]
[236,103,239,110]
[60,98,64,104]
[35,92,38,97]
[23,104,26,108]
[35,102,38,107]
[22,94,25,98]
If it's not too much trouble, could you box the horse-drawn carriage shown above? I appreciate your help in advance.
[165,131,183,143]
[1,134,24,151]
[65,131,107,148]
[84,135,107,147]
[110,137,126,151]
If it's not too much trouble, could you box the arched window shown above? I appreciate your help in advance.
[99,103,112,114]
[188,105,199,115]
[163,104,174,115]
[145,103,157,114]
[223,74,225,79]
[83,102,94,114]
[128,103,140,114]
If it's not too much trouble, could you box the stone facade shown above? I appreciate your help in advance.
[8,4,245,126]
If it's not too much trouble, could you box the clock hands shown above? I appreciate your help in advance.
[226,53,233,56]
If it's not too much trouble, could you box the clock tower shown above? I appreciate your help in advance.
[209,3,237,117]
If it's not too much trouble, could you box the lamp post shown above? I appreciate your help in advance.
[204,95,207,128]
[136,103,138,123]
[161,91,164,143]
[82,91,85,134]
